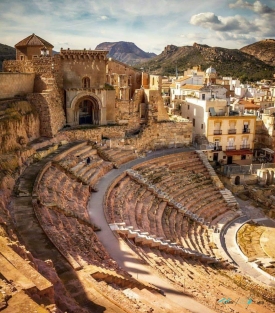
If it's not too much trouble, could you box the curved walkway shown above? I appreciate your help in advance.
[220,213,275,287]
[87,147,216,313]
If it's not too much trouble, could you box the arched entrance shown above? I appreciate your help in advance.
[78,98,100,125]
[68,92,103,126]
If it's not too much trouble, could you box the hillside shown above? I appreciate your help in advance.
[138,42,275,82]
[240,39,275,66]
[95,41,156,65]
[0,43,16,71]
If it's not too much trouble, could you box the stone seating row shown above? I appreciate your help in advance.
[34,202,111,270]
[109,223,218,264]
[38,165,90,219]
[95,145,137,168]
[57,146,113,187]
[126,169,219,226]
[87,265,161,293]
[136,244,228,304]
[106,176,218,258]
[133,152,239,225]
[0,237,52,295]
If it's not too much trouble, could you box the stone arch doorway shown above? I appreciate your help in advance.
[77,97,100,125]
[68,92,103,126]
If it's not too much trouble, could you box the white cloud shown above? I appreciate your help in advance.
[190,12,258,33]
[229,0,275,14]
[0,0,274,53]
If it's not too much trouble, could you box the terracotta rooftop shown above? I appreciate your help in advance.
[239,99,260,110]
[176,76,189,82]
[15,33,54,48]
[181,84,204,90]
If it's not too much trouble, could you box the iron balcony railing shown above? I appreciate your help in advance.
[240,144,250,149]
[242,128,250,133]
[213,146,222,151]
[228,129,236,134]
[226,145,236,150]
[213,130,222,135]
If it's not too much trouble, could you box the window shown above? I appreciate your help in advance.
[193,118,195,127]
[202,94,205,100]
[188,105,190,110]
[241,155,246,160]
[201,124,203,129]
[20,55,24,60]
[82,77,90,88]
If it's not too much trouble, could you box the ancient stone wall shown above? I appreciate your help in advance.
[136,121,193,151]
[0,73,35,99]
[3,57,66,137]
[0,100,40,154]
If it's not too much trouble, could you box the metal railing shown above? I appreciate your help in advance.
[223,163,275,176]
[240,144,250,149]
[213,146,222,151]
[242,128,250,133]
[226,145,236,150]
[213,130,222,135]
[228,129,236,134]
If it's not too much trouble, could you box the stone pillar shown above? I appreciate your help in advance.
[100,107,107,125]
[66,107,78,126]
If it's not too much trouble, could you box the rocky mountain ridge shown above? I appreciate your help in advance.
[139,41,275,82]
[95,41,156,65]
[0,43,16,71]
[240,39,275,66]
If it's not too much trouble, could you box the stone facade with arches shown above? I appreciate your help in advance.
[2,34,173,138]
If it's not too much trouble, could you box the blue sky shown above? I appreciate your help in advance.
[0,0,274,54]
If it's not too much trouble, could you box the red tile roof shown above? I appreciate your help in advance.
[15,33,54,48]
[181,84,204,90]
[239,100,260,110]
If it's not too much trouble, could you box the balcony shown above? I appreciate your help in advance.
[240,144,250,150]
[213,130,222,135]
[228,129,236,134]
[213,146,222,151]
[226,145,236,151]
[242,128,250,134]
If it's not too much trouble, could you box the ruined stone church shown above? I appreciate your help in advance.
[2,33,168,136]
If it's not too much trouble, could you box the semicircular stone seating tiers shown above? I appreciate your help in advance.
[107,151,240,265]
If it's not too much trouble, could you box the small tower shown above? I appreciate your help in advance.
[205,66,217,85]
[15,33,54,60]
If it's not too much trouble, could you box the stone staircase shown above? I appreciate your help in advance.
[109,223,219,264]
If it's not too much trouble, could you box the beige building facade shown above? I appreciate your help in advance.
[207,115,256,164]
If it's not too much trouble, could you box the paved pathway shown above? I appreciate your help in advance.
[88,147,216,313]
[220,198,275,287]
